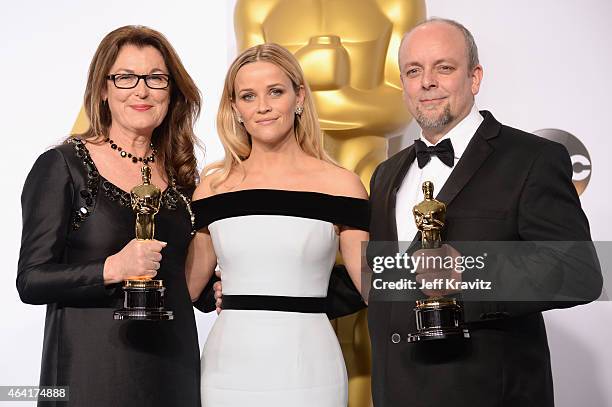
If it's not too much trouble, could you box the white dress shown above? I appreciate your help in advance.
[192,189,369,407]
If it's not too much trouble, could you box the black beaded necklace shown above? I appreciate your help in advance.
[105,137,156,164]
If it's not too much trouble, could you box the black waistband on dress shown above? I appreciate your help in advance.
[222,295,327,314]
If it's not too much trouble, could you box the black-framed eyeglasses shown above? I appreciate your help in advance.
[106,73,171,89]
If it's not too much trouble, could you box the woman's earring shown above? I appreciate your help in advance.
[236,115,244,124]
[295,106,303,116]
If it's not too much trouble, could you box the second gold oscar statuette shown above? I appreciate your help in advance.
[407,181,469,342]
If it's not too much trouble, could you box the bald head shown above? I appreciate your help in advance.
[399,18,479,73]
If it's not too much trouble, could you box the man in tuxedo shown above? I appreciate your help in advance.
[366,18,602,407]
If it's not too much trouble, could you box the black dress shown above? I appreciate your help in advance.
[17,139,200,407]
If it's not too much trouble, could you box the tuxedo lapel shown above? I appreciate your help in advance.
[436,110,501,207]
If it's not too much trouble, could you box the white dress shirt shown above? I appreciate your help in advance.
[395,105,484,242]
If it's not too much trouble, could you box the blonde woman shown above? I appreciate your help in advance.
[186,44,368,406]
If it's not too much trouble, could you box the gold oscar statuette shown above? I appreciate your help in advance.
[413,181,445,249]
[132,165,161,242]
[113,165,174,321]
[407,181,469,342]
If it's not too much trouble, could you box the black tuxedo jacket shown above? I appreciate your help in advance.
[367,111,602,407]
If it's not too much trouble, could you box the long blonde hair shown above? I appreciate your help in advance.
[207,43,333,191]
[76,25,201,188]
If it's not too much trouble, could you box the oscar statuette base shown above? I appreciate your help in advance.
[407,297,470,343]
[113,279,174,321]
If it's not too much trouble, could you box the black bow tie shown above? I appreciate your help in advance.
[414,139,455,169]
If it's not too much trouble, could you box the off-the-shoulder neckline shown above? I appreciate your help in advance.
[191,188,370,231]
[192,188,368,203]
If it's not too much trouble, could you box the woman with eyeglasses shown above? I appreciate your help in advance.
[17,26,202,407]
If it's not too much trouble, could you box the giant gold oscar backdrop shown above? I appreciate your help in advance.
[234,1,426,405]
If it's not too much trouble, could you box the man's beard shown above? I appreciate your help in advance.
[415,104,453,131]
